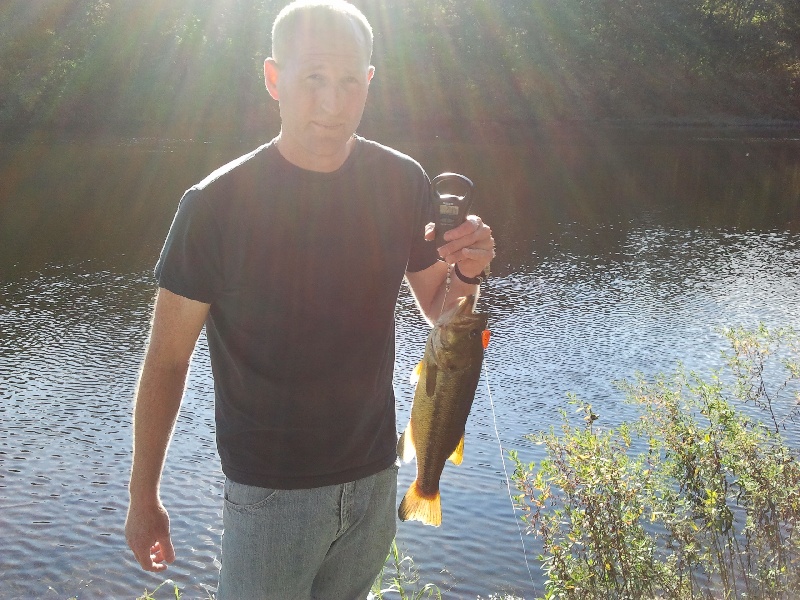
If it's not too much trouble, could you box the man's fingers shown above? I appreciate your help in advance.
[437,218,491,254]
[441,246,495,268]
[463,246,496,261]
[134,540,174,572]
[425,215,495,278]
[132,548,156,572]
[151,541,165,562]
[146,556,169,572]
[443,215,485,243]
[159,537,176,564]
[147,538,176,569]
[438,220,494,271]
[125,503,174,572]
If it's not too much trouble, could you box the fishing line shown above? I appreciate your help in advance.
[439,263,453,318]
[482,359,538,595]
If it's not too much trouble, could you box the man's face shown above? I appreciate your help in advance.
[266,20,374,172]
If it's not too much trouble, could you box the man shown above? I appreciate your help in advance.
[124,1,495,598]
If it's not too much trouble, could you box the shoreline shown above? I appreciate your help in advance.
[2,117,800,147]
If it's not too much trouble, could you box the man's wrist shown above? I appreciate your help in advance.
[128,475,162,504]
[454,263,488,285]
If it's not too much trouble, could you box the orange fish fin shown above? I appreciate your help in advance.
[397,481,442,527]
[482,329,491,349]
[396,422,416,463]
[448,433,465,465]
[424,360,438,397]
[409,361,423,386]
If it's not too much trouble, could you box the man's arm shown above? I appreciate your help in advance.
[406,215,495,324]
[125,288,210,572]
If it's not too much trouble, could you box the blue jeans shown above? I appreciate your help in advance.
[216,464,398,600]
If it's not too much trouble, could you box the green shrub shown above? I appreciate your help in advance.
[512,325,800,600]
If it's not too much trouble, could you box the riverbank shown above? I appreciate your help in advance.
[3,117,800,147]
[359,117,800,145]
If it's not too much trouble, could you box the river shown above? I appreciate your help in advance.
[1,129,799,598]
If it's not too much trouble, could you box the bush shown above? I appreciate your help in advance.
[512,325,800,600]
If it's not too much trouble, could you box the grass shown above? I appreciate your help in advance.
[135,579,181,600]
[371,540,443,599]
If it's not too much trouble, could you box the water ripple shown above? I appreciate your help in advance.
[2,226,799,598]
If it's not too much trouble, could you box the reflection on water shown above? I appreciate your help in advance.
[1,134,799,598]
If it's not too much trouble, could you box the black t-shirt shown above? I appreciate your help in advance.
[155,136,438,488]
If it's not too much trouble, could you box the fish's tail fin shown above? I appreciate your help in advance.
[398,481,442,527]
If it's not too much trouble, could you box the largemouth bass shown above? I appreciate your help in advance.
[397,294,490,526]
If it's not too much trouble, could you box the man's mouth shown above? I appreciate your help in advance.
[313,121,343,130]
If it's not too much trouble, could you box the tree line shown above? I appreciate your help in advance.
[1,0,798,138]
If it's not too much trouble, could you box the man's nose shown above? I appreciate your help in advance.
[318,84,344,114]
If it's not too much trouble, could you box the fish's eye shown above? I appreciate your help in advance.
[469,330,479,338]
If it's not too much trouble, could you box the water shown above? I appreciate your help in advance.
[1,132,799,599]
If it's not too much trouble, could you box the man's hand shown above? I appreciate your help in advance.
[425,215,495,278]
[125,500,176,572]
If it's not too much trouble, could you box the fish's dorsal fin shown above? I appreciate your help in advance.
[448,433,465,465]
[409,361,423,386]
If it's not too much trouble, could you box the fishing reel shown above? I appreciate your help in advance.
[431,172,475,248]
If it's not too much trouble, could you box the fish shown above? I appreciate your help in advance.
[397,293,490,526]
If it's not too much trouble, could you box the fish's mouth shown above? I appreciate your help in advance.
[458,294,477,316]
[436,294,485,325]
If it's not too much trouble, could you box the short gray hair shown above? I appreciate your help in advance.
[271,0,373,64]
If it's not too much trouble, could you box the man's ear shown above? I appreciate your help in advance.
[367,65,375,84]
[264,58,280,100]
